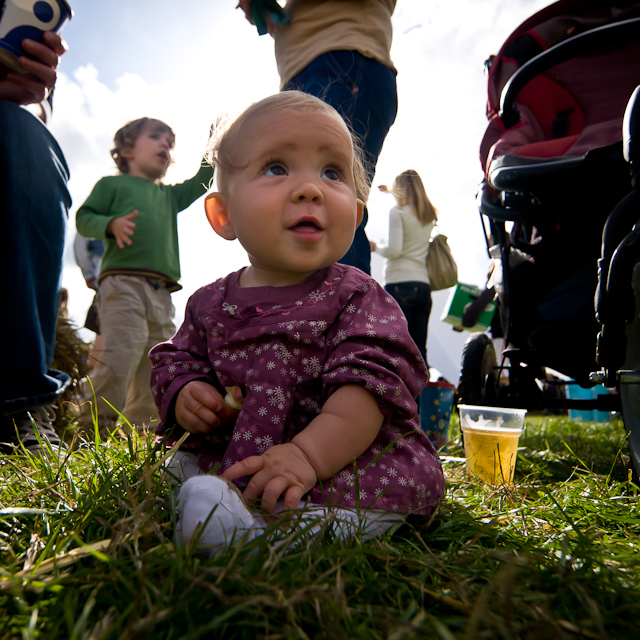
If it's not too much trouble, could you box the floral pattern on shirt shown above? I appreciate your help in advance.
[150,264,444,515]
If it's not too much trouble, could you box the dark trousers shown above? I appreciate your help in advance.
[385,281,432,366]
[0,100,71,417]
[285,50,398,275]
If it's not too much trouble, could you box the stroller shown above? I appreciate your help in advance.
[458,0,640,476]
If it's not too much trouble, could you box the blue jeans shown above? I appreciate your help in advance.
[0,101,71,419]
[285,50,398,274]
[385,281,432,365]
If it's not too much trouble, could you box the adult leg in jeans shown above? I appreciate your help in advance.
[285,51,398,274]
[384,281,432,366]
[0,101,71,426]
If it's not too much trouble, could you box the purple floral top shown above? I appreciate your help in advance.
[149,264,445,515]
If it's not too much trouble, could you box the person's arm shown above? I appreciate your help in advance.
[292,384,383,477]
[223,384,383,512]
[76,178,134,243]
[374,209,403,260]
[73,235,95,282]
[150,294,231,427]
[0,32,66,106]
[237,0,256,23]
[166,161,215,212]
[236,0,293,36]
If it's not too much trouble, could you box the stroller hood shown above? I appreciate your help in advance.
[480,0,640,172]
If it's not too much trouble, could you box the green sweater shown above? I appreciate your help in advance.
[75,162,214,290]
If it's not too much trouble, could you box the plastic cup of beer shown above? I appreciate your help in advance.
[0,0,73,73]
[459,404,527,485]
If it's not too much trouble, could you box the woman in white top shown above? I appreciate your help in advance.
[371,169,438,366]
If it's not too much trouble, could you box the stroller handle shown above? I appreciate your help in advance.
[500,17,640,129]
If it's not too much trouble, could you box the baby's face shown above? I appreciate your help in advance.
[221,107,363,287]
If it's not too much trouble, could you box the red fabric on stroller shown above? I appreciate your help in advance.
[480,0,640,173]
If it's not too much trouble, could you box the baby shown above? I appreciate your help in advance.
[149,91,445,554]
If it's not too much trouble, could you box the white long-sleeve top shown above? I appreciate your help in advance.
[375,204,435,285]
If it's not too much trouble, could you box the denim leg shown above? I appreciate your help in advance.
[385,282,432,364]
[285,51,398,274]
[0,101,71,419]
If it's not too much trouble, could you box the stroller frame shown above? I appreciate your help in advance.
[459,2,640,475]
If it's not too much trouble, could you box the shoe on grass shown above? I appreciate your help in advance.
[1,406,69,459]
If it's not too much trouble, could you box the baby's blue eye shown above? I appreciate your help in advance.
[265,164,287,176]
[323,168,340,181]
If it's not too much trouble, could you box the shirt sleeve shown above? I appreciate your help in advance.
[149,294,222,429]
[165,161,215,212]
[374,208,403,260]
[75,178,117,240]
[73,234,97,280]
[322,278,428,425]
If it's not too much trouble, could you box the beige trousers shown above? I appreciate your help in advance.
[87,275,175,428]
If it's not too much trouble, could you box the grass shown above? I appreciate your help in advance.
[1,414,639,639]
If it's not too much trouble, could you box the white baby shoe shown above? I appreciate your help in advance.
[176,475,262,555]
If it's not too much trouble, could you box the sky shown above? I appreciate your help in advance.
[50,0,552,383]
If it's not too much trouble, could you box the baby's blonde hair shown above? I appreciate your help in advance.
[111,117,175,174]
[207,91,370,202]
[393,169,438,225]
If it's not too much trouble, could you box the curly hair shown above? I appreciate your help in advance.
[111,117,175,174]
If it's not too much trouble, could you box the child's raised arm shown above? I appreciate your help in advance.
[223,384,383,512]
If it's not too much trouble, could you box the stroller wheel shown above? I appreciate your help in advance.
[621,263,640,483]
[458,333,498,406]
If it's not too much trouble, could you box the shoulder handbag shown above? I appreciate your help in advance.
[426,228,458,291]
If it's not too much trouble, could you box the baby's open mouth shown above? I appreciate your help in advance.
[290,220,322,231]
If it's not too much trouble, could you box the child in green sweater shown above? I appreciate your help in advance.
[76,117,214,434]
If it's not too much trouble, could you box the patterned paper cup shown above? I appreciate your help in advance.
[0,0,73,73]
[420,381,455,451]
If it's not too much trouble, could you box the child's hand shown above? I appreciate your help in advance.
[107,210,138,249]
[175,380,241,433]
[369,240,377,251]
[222,443,317,514]
[378,184,389,193]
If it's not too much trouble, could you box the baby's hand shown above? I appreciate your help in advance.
[222,443,317,513]
[175,380,241,433]
[107,210,138,249]
[378,184,389,193]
